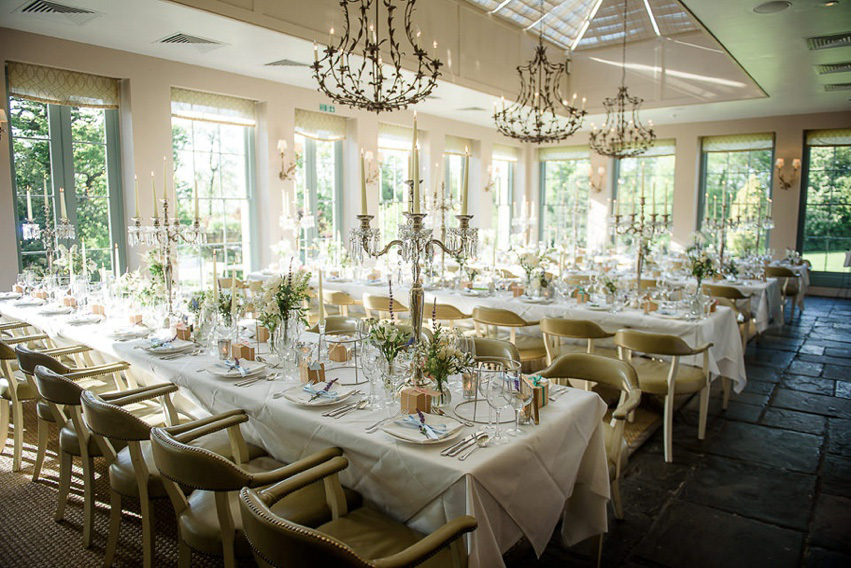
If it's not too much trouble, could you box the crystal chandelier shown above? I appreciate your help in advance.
[589,0,655,158]
[493,2,586,144]
[312,0,442,113]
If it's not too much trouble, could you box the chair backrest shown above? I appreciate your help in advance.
[472,306,530,328]
[765,266,797,278]
[150,425,253,492]
[81,390,152,442]
[471,337,520,363]
[218,277,246,290]
[541,318,612,340]
[638,278,658,290]
[33,364,84,407]
[0,339,15,361]
[309,316,360,334]
[702,283,747,300]
[538,352,639,394]
[15,345,70,377]
[362,294,408,318]
[431,303,469,321]
[497,268,518,279]
[614,329,697,357]
[322,290,355,306]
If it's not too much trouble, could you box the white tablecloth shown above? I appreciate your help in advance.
[0,299,611,568]
[770,261,809,310]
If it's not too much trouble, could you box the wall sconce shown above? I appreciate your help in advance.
[590,166,606,193]
[364,151,379,185]
[775,158,801,190]
[277,139,299,181]
[483,164,495,192]
[0,109,7,141]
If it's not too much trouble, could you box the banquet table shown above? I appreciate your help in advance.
[252,276,748,393]
[0,298,610,568]
[770,261,810,310]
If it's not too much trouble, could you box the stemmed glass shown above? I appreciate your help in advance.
[478,365,513,446]
[504,365,532,436]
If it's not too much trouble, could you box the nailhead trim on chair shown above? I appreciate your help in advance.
[81,392,157,442]
[152,428,252,489]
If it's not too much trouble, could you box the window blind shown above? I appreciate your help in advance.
[493,143,520,162]
[806,129,851,147]
[702,133,773,152]
[636,138,676,157]
[171,87,256,126]
[7,61,120,109]
[538,145,590,161]
[445,135,472,155]
[294,108,346,141]
[378,122,414,150]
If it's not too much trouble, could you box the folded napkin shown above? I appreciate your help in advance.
[223,359,248,377]
[303,379,339,401]
[395,411,448,440]
[148,335,177,349]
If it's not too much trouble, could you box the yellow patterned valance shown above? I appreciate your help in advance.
[702,133,773,152]
[445,135,472,156]
[7,61,119,109]
[538,145,590,161]
[378,122,414,150]
[493,143,520,162]
[295,108,346,141]
[807,129,851,147]
[171,87,256,126]
[636,138,677,158]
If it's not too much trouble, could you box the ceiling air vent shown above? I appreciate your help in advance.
[15,0,100,26]
[157,33,225,54]
[816,62,851,74]
[459,106,487,111]
[824,83,851,92]
[265,59,310,68]
[806,32,851,51]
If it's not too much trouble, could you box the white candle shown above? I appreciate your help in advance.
[26,188,33,221]
[151,172,159,219]
[230,272,238,317]
[664,185,669,216]
[194,180,199,220]
[360,149,368,215]
[163,156,168,208]
[318,270,325,325]
[412,112,420,213]
[213,250,219,301]
[134,175,139,218]
[81,242,87,280]
[59,188,67,219]
[114,244,120,277]
[651,182,656,215]
[69,245,75,283]
[461,147,469,215]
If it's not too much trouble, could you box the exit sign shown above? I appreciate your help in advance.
[319,103,336,113]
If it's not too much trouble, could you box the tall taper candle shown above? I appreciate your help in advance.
[412,112,420,213]
[360,149,368,215]
[81,242,87,280]
[194,180,199,220]
[230,272,237,318]
[134,175,139,218]
[163,156,168,208]
[213,250,219,302]
[26,188,33,221]
[151,172,159,218]
[114,244,120,278]
[318,270,325,325]
[461,147,469,215]
[59,188,67,219]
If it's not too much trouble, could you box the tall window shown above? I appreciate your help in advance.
[378,123,412,241]
[699,133,774,255]
[293,109,345,260]
[799,129,851,277]
[491,144,518,250]
[7,62,123,274]
[172,88,257,287]
[443,135,472,229]
[539,146,591,246]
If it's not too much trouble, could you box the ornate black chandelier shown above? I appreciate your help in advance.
[492,3,586,144]
[589,0,655,158]
[312,0,442,113]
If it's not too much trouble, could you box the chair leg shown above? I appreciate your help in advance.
[139,489,154,568]
[32,417,50,482]
[663,393,675,463]
[597,533,604,568]
[82,455,96,548]
[103,491,122,568]
[698,386,710,440]
[0,402,10,460]
[721,377,731,410]
[178,538,191,568]
[611,477,624,520]
[12,400,24,471]
[56,451,72,521]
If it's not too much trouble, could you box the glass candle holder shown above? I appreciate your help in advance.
[461,370,477,400]
[218,338,232,360]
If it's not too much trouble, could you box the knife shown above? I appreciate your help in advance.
[444,431,485,457]
[323,402,357,417]
[440,431,481,456]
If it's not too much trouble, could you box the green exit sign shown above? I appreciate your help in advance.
[319,103,336,113]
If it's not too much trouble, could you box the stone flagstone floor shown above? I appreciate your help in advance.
[506,296,851,568]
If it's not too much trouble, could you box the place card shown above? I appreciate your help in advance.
[13,285,24,294]
[299,360,325,384]
[256,324,270,343]
[176,323,192,341]
[129,314,143,325]
[91,303,105,316]
[523,375,549,425]
[232,341,255,361]
[33,291,47,300]
[400,387,435,414]
[328,343,349,362]
[62,296,77,308]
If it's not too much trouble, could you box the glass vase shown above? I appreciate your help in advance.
[431,379,452,410]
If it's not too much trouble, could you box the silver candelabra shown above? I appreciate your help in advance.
[21,196,75,273]
[611,193,671,287]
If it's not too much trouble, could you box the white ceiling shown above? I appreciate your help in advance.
[0,0,848,130]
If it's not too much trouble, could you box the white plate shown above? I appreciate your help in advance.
[279,381,354,407]
[14,298,45,307]
[111,326,150,340]
[521,297,553,305]
[381,413,464,445]
[146,338,195,355]
[67,314,105,326]
[584,304,611,311]
[0,292,22,300]
[207,360,267,379]
[39,305,74,315]
[328,277,351,283]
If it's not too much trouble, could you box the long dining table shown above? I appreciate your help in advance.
[0,296,610,568]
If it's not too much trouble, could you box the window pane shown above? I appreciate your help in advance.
[10,97,49,139]
[378,148,410,241]
[71,106,106,144]
[541,158,591,246]
[801,143,851,274]
[76,197,111,249]
[73,142,109,197]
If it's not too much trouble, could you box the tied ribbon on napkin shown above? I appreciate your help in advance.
[224,358,247,377]
[304,378,338,402]
[396,410,448,440]
[148,335,177,349]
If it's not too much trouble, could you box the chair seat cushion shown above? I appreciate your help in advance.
[629,358,706,395]
[191,430,268,463]
[37,400,54,422]
[317,506,453,568]
[0,378,35,401]
[110,440,167,499]
[59,420,109,457]
[179,456,363,557]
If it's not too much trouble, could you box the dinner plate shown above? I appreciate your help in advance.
[381,413,464,445]
[207,360,267,379]
[521,297,553,305]
[278,382,355,407]
[67,314,105,326]
[38,305,74,316]
[0,292,22,300]
[328,277,351,283]
[584,303,611,311]
[145,338,195,355]
[111,326,151,340]
[13,298,45,307]
[366,280,384,287]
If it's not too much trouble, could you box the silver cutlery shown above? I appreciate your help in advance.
[433,407,475,428]
[234,375,265,387]
[333,399,368,418]
[458,435,490,461]
[366,412,403,433]
[441,431,484,456]
[323,402,358,417]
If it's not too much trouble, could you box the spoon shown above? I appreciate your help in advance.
[433,407,474,428]
[458,435,489,461]
[333,399,368,418]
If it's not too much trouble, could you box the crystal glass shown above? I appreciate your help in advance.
[505,365,532,436]
[478,365,513,445]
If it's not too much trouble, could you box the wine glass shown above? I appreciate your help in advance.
[478,365,512,446]
[504,365,531,436]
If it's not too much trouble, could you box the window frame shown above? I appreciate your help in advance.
[491,158,514,250]
[538,155,592,245]
[296,135,344,260]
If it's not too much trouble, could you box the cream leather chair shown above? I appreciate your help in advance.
[540,318,617,366]
[538,353,641,520]
[614,330,713,463]
[362,294,409,320]
[309,315,360,334]
[471,337,520,364]
[238,456,478,568]
[150,415,363,568]
[16,346,131,483]
[765,265,801,323]
[472,306,546,365]
[702,283,753,406]
[322,290,357,317]
[428,303,472,331]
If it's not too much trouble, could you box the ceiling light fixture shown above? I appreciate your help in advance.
[589,0,655,158]
[641,0,661,36]
[752,1,792,14]
[493,0,587,143]
[571,0,605,51]
[311,0,442,113]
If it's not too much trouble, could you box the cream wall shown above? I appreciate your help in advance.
[1,27,850,291]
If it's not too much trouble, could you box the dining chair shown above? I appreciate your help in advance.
[765,266,801,323]
[322,290,357,317]
[309,315,360,334]
[428,303,472,331]
[238,456,478,568]
[81,392,266,568]
[537,353,641,520]
[496,268,519,279]
[471,337,520,364]
[540,318,617,366]
[149,415,363,568]
[614,329,713,463]
[362,294,409,320]
[471,306,546,365]
[702,283,754,396]
[217,276,246,290]
[566,274,591,287]
[16,345,130,483]
[0,338,90,472]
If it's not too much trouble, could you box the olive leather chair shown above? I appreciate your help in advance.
[471,307,547,365]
